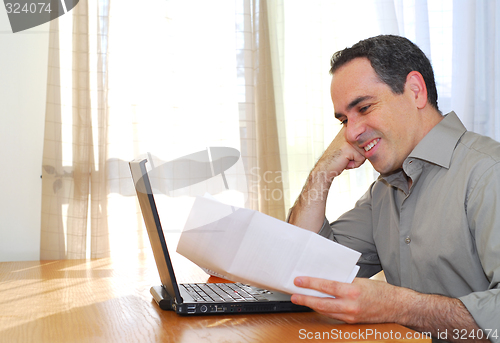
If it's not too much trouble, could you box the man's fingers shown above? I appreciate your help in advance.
[317,127,367,176]
[346,157,365,170]
[294,276,346,297]
[291,293,338,312]
[291,294,356,322]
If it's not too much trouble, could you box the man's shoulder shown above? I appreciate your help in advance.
[457,131,500,164]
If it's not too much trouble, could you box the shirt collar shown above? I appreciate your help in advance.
[407,111,467,169]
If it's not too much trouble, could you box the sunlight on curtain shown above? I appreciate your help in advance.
[451,0,500,140]
[105,0,243,258]
[41,0,285,260]
[237,0,287,220]
[41,0,111,260]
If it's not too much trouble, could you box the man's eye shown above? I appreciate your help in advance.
[360,105,371,113]
[340,119,347,126]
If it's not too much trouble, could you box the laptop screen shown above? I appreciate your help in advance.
[129,159,183,304]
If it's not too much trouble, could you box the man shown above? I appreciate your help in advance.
[288,35,499,342]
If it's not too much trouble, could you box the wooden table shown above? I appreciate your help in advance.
[0,252,430,342]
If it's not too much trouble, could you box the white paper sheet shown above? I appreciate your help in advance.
[176,196,361,297]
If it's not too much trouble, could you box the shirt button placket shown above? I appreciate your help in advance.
[399,160,420,289]
[399,200,413,288]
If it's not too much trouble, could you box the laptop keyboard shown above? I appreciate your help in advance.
[182,283,271,302]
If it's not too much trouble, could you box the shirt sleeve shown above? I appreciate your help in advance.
[318,183,382,278]
[458,163,500,337]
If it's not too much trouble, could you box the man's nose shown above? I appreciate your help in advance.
[345,117,366,144]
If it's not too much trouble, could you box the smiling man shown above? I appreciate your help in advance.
[288,35,499,342]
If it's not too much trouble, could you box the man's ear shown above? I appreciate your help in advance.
[406,71,428,109]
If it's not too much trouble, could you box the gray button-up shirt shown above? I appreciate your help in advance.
[318,112,500,335]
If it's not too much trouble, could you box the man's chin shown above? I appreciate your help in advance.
[369,160,401,176]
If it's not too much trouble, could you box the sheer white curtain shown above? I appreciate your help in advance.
[104,0,244,259]
[450,0,500,140]
[41,0,287,259]
[41,0,111,259]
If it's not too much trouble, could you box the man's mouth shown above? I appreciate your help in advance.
[364,138,380,152]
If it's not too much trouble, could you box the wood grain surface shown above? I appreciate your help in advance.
[0,252,430,343]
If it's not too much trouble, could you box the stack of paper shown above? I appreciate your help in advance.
[176,196,361,297]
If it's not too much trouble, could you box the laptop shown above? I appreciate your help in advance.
[129,159,311,315]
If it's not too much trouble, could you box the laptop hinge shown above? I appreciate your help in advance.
[150,285,176,311]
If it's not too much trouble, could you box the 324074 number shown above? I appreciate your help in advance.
[5,2,52,14]
[453,329,499,340]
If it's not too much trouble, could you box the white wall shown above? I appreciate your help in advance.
[0,10,49,261]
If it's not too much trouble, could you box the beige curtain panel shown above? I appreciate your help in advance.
[41,0,110,259]
[39,0,287,260]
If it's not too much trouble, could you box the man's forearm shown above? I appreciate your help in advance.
[397,287,487,342]
[288,168,333,233]
[289,127,366,232]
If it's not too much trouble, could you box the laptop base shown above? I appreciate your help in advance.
[150,284,312,315]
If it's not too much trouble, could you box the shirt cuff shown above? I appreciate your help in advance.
[317,217,334,239]
[458,290,500,341]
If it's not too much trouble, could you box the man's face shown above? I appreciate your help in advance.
[331,58,425,175]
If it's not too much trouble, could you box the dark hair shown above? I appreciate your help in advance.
[330,35,439,111]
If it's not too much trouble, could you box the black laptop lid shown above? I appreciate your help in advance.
[129,159,183,304]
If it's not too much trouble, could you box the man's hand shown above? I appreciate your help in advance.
[288,127,366,233]
[291,277,488,343]
[291,277,400,324]
[315,126,366,180]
